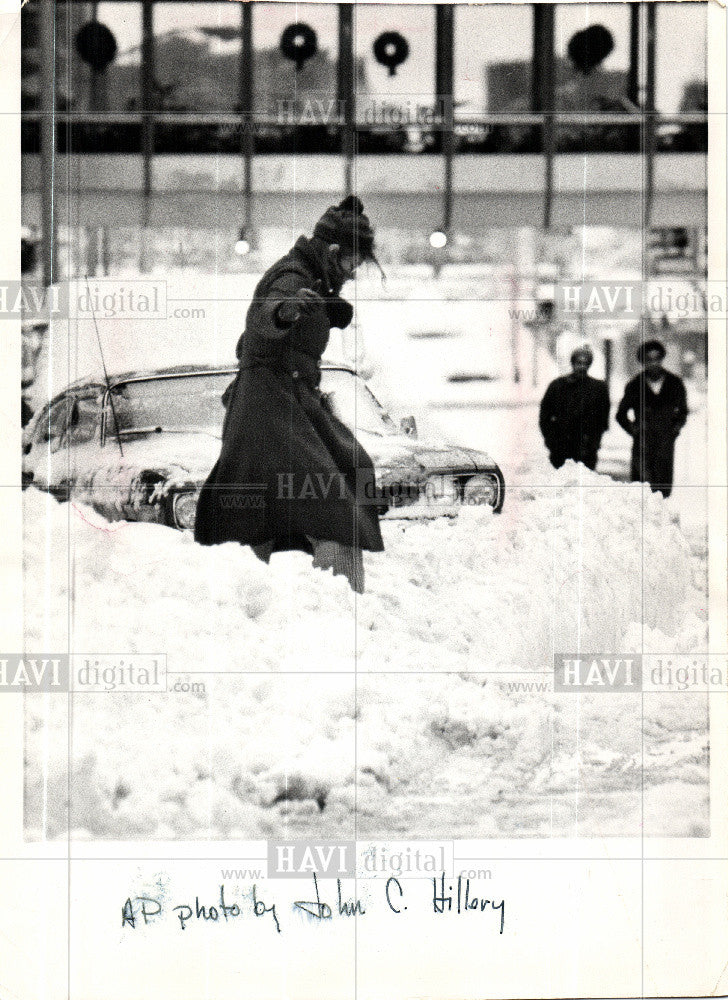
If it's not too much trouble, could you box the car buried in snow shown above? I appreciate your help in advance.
[22,363,505,529]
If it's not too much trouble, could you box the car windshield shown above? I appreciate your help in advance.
[320,368,398,436]
[105,372,233,436]
[103,368,397,439]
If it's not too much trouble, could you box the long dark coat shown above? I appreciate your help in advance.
[194,236,384,553]
[616,370,688,497]
[539,373,610,470]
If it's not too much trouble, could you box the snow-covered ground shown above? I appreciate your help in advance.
[23,265,709,841]
[24,459,708,840]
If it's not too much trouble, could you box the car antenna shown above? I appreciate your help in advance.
[85,276,124,457]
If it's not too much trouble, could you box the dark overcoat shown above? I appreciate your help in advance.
[539,373,611,470]
[615,370,688,497]
[194,236,384,553]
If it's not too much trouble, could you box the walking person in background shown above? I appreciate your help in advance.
[616,339,688,498]
[539,345,610,471]
[194,196,384,593]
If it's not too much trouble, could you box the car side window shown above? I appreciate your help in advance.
[33,397,70,449]
[30,405,51,446]
[32,391,102,450]
[64,390,102,445]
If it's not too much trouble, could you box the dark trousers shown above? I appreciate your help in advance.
[630,435,676,498]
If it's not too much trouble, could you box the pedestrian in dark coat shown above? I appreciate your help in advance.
[616,339,688,498]
[539,346,610,470]
[194,196,384,592]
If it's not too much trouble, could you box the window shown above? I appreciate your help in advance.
[64,2,143,113]
[20,1,42,114]
[354,4,437,153]
[150,2,243,152]
[20,1,145,152]
[655,2,707,152]
[656,2,707,114]
[321,369,397,437]
[21,2,72,113]
[34,392,102,449]
[454,5,533,152]
[20,0,709,159]
[106,374,232,438]
[152,2,242,113]
[22,0,74,152]
[252,3,339,153]
[34,397,71,450]
[65,392,103,445]
[554,3,638,152]
[455,6,534,115]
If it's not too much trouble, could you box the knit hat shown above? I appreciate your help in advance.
[636,339,666,364]
[570,345,594,365]
[313,195,376,260]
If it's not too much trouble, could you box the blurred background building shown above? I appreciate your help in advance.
[20,1,709,466]
[22,2,708,243]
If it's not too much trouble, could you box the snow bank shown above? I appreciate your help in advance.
[23,463,708,839]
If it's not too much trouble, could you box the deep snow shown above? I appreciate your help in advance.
[23,264,709,840]
[24,459,708,840]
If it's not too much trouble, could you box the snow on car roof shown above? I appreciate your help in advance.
[33,351,357,404]
[104,359,355,387]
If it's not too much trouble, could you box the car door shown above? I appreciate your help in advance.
[23,388,103,499]
[22,395,71,490]
[60,388,105,499]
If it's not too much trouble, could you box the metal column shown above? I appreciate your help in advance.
[627,3,641,108]
[644,3,657,237]
[240,2,254,232]
[435,5,454,234]
[39,0,56,286]
[338,4,355,197]
[140,0,154,251]
[533,5,555,230]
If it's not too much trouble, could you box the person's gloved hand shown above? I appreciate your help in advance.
[297,280,325,314]
[276,280,324,325]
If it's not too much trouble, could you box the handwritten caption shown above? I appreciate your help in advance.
[122,874,505,935]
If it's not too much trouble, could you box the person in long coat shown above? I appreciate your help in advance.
[616,339,688,498]
[194,196,384,592]
[539,345,611,470]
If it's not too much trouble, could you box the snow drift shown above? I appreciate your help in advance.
[23,462,708,839]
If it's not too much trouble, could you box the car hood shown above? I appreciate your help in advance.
[136,428,500,478]
[100,429,222,481]
[358,431,498,476]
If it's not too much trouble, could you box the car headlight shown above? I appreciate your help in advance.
[172,490,199,530]
[462,474,499,508]
[424,474,459,506]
